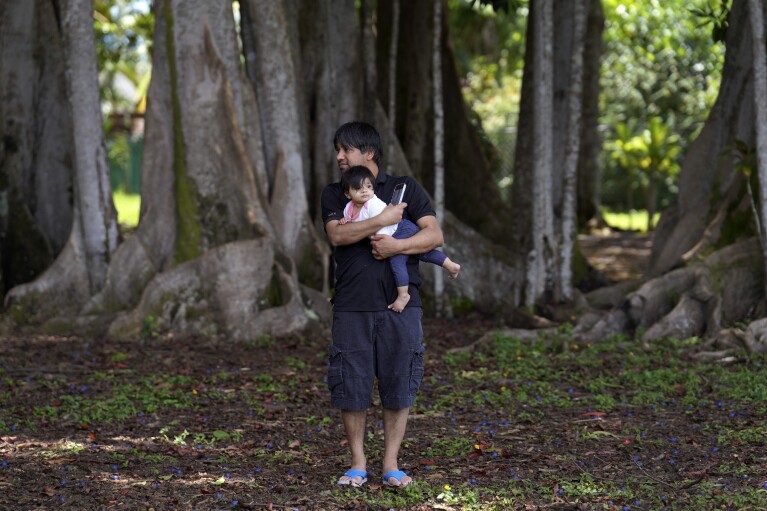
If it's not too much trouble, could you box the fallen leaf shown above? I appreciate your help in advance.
[44,458,76,464]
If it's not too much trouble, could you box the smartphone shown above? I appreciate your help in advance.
[390,183,407,205]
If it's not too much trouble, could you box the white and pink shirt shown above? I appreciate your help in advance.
[343,194,398,236]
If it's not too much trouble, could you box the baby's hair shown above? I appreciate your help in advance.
[341,166,376,193]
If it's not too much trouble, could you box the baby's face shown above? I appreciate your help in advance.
[346,178,374,205]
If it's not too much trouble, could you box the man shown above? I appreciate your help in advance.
[320,121,444,488]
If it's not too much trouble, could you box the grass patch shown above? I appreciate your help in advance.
[2,328,766,510]
[602,208,660,232]
[113,190,141,227]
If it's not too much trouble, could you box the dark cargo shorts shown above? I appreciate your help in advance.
[327,308,425,410]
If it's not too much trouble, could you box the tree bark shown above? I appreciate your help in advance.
[650,0,757,275]
[387,0,513,246]
[510,6,536,302]
[0,0,74,297]
[97,0,315,341]
[748,0,767,297]
[5,0,119,322]
[62,0,119,293]
[529,0,556,305]
[559,0,589,302]
[246,0,328,290]
[360,0,377,122]
[386,0,400,176]
[296,0,360,221]
[577,0,605,225]
[433,0,446,314]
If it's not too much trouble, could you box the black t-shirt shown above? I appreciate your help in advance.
[321,171,436,311]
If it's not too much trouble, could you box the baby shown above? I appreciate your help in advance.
[339,166,461,312]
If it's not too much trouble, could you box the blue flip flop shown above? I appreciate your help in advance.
[337,469,367,487]
[382,470,412,487]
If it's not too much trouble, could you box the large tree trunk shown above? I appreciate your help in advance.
[245,0,328,290]
[381,0,513,246]
[0,0,74,299]
[650,0,759,275]
[296,0,361,225]
[580,0,767,354]
[5,0,119,323]
[512,0,604,306]
[73,0,313,342]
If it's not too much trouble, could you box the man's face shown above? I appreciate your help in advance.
[336,145,370,172]
[344,178,374,205]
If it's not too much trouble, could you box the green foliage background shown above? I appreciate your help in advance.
[447,0,727,214]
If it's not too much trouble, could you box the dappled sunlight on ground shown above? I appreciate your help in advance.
[579,230,653,282]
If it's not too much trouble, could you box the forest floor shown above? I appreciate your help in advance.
[579,230,653,283]
[1,230,766,511]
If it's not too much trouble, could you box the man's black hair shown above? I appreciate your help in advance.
[333,121,383,167]
[341,166,376,194]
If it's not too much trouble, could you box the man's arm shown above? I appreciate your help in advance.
[370,214,444,259]
[326,203,407,246]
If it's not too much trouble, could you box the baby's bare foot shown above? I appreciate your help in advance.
[444,259,461,279]
[388,293,410,313]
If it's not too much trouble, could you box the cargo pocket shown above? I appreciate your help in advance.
[327,345,344,399]
[408,345,425,394]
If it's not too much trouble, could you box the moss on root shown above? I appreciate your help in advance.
[164,0,202,265]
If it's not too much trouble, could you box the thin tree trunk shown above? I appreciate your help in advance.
[748,0,767,297]
[511,5,536,306]
[433,0,446,314]
[387,0,400,175]
[577,0,605,225]
[646,175,658,232]
[62,0,119,294]
[529,0,555,306]
[361,0,377,122]
[559,0,589,302]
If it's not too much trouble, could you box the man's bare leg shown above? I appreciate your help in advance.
[338,409,367,485]
[382,407,412,486]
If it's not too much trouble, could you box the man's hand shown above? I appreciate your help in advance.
[370,234,403,260]
[379,202,407,226]
[370,214,444,259]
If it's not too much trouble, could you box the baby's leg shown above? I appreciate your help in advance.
[389,285,411,313]
[418,249,461,279]
[442,257,461,279]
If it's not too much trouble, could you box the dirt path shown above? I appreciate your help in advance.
[579,230,653,282]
